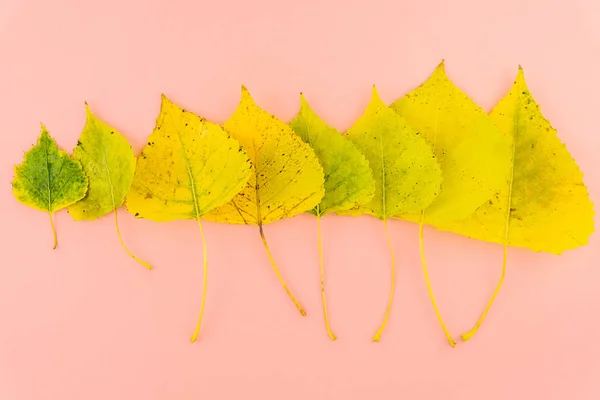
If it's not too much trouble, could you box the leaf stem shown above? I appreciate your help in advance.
[259,224,306,316]
[49,212,57,249]
[317,213,336,341]
[372,219,396,342]
[113,209,152,270]
[419,222,456,347]
[461,245,507,341]
[190,218,209,343]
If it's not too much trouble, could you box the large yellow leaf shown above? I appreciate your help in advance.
[12,125,88,249]
[69,105,149,269]
[391,61,510,225]
[289,94,375,340]
[205,86,325,317]
[439,67,594,253]
[437,67,595,343]
[127,95,252,222]
[389,61,511,347]
[127,94,252,342]
[205,88,325,225]
[344,86,442,341]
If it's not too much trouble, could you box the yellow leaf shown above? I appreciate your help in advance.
[391,61,511,225]
[390,61,511,347]
[437,67,595,343]
[70,104,150,269]
[126,94,252,342]
[127,95,252,222]
[289,94,376,340]
[439,67,594,254]
[205,86,325,317]
[205,88,325,225]
[12,125,88,249]
[344,86,443,341]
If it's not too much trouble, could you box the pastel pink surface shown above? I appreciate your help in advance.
[1,0,599,399]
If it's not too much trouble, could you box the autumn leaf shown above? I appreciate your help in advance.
[434,67,595,341]
[69,104,150,269]
[205,86,325,316]
[126,95,252,342]
[343,86,442,341]
[390,61,511,346]
[290,94,375,340]
[12,124,88,249]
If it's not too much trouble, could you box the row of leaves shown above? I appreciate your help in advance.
[12,61,594,346]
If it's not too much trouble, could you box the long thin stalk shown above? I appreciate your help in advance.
[461,245,507,341]
[259,224,306,316]
[317,214,336,340]
[49,212,57,249]
[372,219,396,342]
[190,218,209,343]
[113,209,152,270]
[419,222,455,347]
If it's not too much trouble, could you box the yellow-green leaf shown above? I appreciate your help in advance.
[344,86,442,220]
[437,67,595,254]
[69,104,151,269]
[204,86,325,317]
[126,95,252,222]
[290,94,375,216]
[289,93,376,341]
[126,94,252,342]
[12,124,88,248]
[69,104,136,220]
[343,86,442,342]
[390,61,511,225]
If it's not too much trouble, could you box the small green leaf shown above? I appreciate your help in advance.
[12,124,88,248]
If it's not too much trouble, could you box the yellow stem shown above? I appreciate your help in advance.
[461,245,507,342]
[49,212,57,249]
[190,218,209,343]
[317,214,336,341]
[419,222,456,347]
[113,209,152,270]
[259,224,306,316]
[372,219,396,342]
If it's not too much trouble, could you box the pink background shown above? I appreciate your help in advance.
[1,0,599,399]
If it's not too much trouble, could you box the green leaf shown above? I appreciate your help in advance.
[289,93,376,340]
[12,124,88,248]
[290,94,375,216]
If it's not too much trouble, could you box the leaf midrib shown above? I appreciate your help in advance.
[169,110,202,221]
[503,99,519,244]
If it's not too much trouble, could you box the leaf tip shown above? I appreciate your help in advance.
[240,85,253,103]
[370,85,384,104]
[514,65,528,89]
[299,92,310,108]
[160,93,174,109]
[517,65,525,79]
